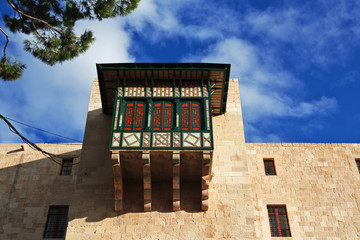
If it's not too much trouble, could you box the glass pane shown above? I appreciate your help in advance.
[271,229,280,237]
[268,207,275,214]
[45,206,69,239]
[282,229,291,237]
[277,207,286,214]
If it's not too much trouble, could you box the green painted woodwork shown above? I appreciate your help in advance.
[110,85,214,150]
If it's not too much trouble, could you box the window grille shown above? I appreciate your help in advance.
[44,206,69,238]
[181,101,201,131]
[264,159,276,175]
[267,205,291,237]
[124,101,146,131]
[60,159,73,176]
[153,101,173,131]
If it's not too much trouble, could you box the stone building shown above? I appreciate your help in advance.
[1,63,360,239]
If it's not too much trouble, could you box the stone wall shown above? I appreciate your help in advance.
[246,142,360,239]
[64,78,257,239]
[0,143,81,239]
[1,78,360,239]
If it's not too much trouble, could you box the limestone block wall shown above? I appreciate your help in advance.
[0,143,81,239]
[2,77,360,239]
[246,143,360,239]
[64,78,258,239]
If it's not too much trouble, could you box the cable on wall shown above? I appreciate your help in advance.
[0,114,80,166]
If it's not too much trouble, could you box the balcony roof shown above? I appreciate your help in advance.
[96,63,231,115]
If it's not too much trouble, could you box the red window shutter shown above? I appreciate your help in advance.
[153,101,173,131]
[153,102,162,130]
[124,103,134,130]
[134,102,145,130]
[181,103,190,130]
[181,101,201,131]
[124,101,146,131]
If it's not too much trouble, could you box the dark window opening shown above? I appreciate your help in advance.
[264,159,276,175]
[44,206,69,238]
[267,205,291,237]
[60,159,73,176]
[356,159,360,173]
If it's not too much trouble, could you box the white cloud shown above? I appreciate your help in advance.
[124,0,223,42]
[244,2,360,68]
[0,19,134,143]
[183,37,338,141]
[125,0,178,33]
[1,0,356,143]
[245,123,283,142]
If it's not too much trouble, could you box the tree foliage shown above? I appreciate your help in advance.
[0,57,26,81]
[1,0,140,81]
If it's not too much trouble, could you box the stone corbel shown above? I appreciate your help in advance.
[112,151,123,211]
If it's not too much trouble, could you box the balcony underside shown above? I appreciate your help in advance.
[111,150,212,212]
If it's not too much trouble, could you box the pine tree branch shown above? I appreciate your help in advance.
[31,21,46,42]
[0,27,9,60]
[6,0,63,35]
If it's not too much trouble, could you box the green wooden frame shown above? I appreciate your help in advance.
[110,85,214,150]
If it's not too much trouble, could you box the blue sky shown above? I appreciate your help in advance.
[1,0,360,143]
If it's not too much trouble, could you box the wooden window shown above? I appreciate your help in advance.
[124,101,146,131]
[181,101,202,131]
[153,101,173,131]
[44,206,69,238]
[60,159,73,176]
[264,159,276,175]
[356,159,360,173]
[267,205,291,237]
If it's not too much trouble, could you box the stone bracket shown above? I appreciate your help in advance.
[172,150,180,211]
[202,151,212,211]
[111,151,123,211]
[142,151,151,211]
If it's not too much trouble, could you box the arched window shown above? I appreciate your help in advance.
[153,101,173,131]
[124,101,146,131]
[181,101,201,131]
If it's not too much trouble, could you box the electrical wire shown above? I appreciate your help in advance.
[4,116,82,142]
[0,114,80,166]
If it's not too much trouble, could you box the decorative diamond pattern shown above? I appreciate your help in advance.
[173,132,181,147]
[152,132,171,147]
[183,132,201,147]
[174,87,180,97]
[111,85,214,150]
[122,132,141,147]
[143,132,151,147]
[146,87,152,97]
[112,132,121,147]
[203,87,208,97]
[203,133,211,147]
[118,87,123,97]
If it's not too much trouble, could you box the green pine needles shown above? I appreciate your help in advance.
[1,0,140,81]
[0,57,26,81]
[24,30,95,66]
